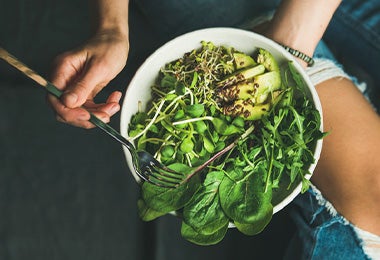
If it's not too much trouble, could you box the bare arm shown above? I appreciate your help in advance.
[265,0,341,66]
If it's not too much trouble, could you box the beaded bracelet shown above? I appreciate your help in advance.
[279,44,315,66]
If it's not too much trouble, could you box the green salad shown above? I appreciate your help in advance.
[128,41,324,245]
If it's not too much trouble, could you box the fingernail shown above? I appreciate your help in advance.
[63,92,78,106]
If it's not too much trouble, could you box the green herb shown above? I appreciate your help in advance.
[128,41,324,245]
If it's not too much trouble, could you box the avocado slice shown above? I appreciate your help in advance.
[216,64,265,88]
[216,80,256,102]
[257,48,280,72]
[223,99,270,121]
[254,71,282,103]
[233,52,257,70]
[216,70,282,104]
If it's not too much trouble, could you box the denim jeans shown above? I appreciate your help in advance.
[283,186,371,260]
[132,0,380,259]
[325,0,380,107]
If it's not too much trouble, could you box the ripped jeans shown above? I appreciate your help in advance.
[284,185,371,260]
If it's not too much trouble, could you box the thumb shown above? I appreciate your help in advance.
[61,64,109,108]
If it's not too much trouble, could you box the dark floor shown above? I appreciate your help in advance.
[0,1,295,259]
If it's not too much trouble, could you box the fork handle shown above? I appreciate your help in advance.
[0,47,135,151]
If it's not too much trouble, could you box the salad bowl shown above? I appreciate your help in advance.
[120,27,323,216]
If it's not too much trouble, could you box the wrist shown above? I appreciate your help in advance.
[265,0,341,57]
[261,21,316,67]
[94,19,129,43]
[265,23,317,67]
[91,0,129,40]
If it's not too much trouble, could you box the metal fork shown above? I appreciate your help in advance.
[0,47,186,188]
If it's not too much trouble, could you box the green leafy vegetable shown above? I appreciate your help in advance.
[128,41,324,245]
[182,171,230,235]
[141,163,201,214]
[219,167,273,226]
[181,221,229,246]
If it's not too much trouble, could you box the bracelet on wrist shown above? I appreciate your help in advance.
[279,44,315,67]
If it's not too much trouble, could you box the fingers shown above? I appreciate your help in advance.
[47,32,129,128]
[47,91,123,129]
[82,91,122,117]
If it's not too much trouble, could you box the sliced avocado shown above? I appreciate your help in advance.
[254,71,282,103]
[236,70,281,103]
[216,64,265,88]
[257,48,280,72]
[233,81,256,100]
[223,99,270,121]
[216,80,256,102]
[233,52,257,70]
[216,70,282,104]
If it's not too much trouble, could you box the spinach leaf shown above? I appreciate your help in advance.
[142,163,201,213]
[137,199,166,221]
[180,221,229,246]
[234,207,272,236]
[182,171,229,235]
[219,167,273,225]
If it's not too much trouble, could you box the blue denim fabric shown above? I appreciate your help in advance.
[324,0,380,108]
[325,0,380,85]
[283,188,370,260]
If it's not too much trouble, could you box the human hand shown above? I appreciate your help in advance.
[48,30,129,128]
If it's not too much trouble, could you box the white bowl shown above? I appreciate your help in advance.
[120,27,323,214]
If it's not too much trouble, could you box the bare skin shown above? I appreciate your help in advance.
[48,0,129,128]
[312,78,380,235]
